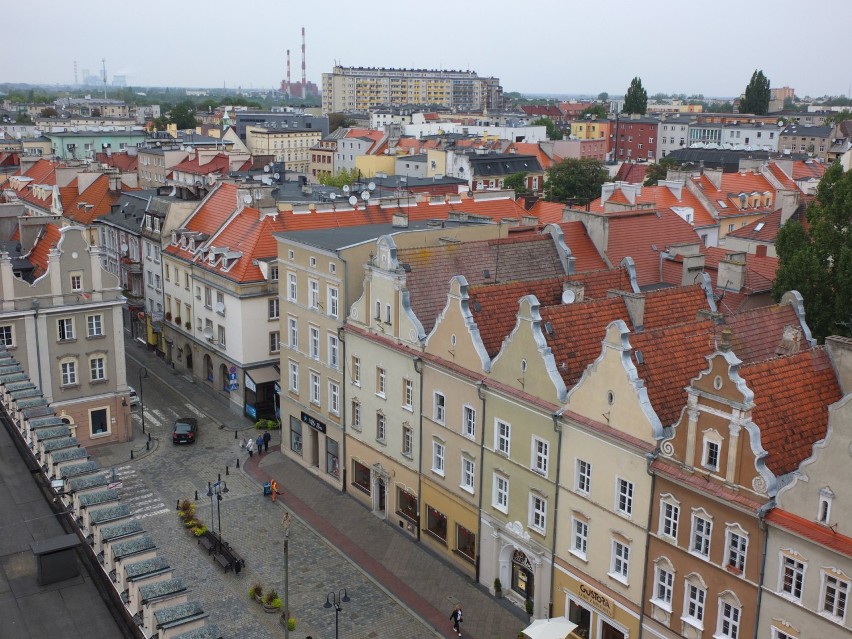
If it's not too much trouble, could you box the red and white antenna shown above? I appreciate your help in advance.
[301,27,307,86]
[286,49,291,96]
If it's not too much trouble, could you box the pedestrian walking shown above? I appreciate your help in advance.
[262,430,271,452]
[270,479,279,502]
[450,604,463,637]
[246,437,255,457]
[256,434,264,456]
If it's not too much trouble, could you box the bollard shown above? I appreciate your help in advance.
[226,465,229,476]
[194,490,199,501]
[130,449,134,460]
[236,458,240,469]
[218,473,221,482]
[146,440,150,451]
[148,432,151,442]
[234,430,238,439]
[176,499,180,510]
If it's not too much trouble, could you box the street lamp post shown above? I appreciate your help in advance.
[206,480,229,550]
[324,589,350,639]
[138,366,148,434]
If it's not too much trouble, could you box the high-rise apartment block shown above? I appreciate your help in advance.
[321,65,503,114]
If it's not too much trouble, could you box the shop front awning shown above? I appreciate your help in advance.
[246,366,279,385]
[521,617,578,639]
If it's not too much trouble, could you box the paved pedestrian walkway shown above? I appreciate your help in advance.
[107,339,528,639]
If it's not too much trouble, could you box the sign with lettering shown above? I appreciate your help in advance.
[301,411,327,433]
[578,583,614,617]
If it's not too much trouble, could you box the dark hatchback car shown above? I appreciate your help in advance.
[172,417,198,444]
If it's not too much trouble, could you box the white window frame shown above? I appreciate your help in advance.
[659,494,680,540]
[309,326,320,359]
[461,457,475,493]
[269,331,280,353]
[575,459,591,495]
[616,477,634,516]
[529,493,547,534]
[288,316,298,349]
[403,379,413,410]
[652,564,674,611]
[495,419,511,456]
[0,325,12,347]
[328,286,339,318]
[716,599,741,639]
[433,392,446,424]
[288,361,299,392]
[58,318,75,341]
[90,356,106,381]
[60,359,77,386]
[462,405,476,439]
[682,580,706,629]
[376,412,386,442]
[691,510,713,558]
[725,525,748,574]
[571,517,588,559]
[328,380,340,415]
[820,571,849,622]
[351,356,361,386]
[376,367,386,397]
[432,441,445,475]
[702,430,722,472]
[308,279,319,309]
[268,297,280,320]
[87,314,103,337]
[402,425,412,456]
[493,474,508,513]
[532,436,549,476]
[328,334,339,369]
[779,553,806,601]
[309,371,320,405]
[287,272,297,302]
[609,539,630,583]
[351,400,361,430]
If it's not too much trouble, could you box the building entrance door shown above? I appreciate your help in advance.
[310,429,319,467]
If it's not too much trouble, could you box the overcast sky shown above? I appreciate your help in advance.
[4,0,850,99]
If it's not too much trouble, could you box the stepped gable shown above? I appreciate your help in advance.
[594,209,702,287]
[722,303,804,363]
[469,277,568,357]
[541,296,630,387]
[740,348,841,477]
[25,223,62,279]
[641,283,713,329]
[400,234,565,334]
[629,319,717,426]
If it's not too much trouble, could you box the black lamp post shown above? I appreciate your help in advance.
[323,589,350,639]
[138,366,148,434]
[206,480,229,549]
[283,512,292,639]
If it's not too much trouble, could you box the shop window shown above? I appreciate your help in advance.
[352,460,371,494]
[326,438,339,478]
[425,505,448,542]
[90,407,109,436]
[289,416,302,455]
[396,488,417,523]
[568,600,591,639]
[455,524,476,563]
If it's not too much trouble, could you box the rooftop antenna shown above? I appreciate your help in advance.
[101,58,108,100]
[73,60,78,86]
[286,49,291,98]
[301,27,307,86]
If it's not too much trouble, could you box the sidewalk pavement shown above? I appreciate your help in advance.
[120,340,528,639]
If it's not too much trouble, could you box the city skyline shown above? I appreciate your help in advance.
[4,0,852,99]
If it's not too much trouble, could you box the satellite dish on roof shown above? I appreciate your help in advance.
[348,195,358,206]
[264,164,271,172]
[202,326,214,340]
[368,181,376,191]
[361,190,370,201]
[120,243,128,254]
[562,289,576,304]
[273,173,280,180]
[342,185,350,193]
[329,193,337,200]
[215,301,225,314]
[243,194,252,205]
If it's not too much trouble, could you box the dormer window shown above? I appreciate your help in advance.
[701,430,723,473]
[171,231,178,245]
[818,487,834,524]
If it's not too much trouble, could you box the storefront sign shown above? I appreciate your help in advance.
[301,411,326,433]
[578,583,614,617]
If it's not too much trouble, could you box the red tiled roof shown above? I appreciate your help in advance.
[740,348,841,476]
[588,210,702,287]
[614,163,649,185]
[559,221,608,271]
[630,319,717,425]
[723,303,805,363]
[726,210,780,243]
[401,234,567,333]
[163,183,240,261]
[791,160,826,181]
[94,151,138,172]
[766,163,797,190]
[692,170,776,214]
[505,143,559,169]
[653,457,766,512]
[642,284,712,329]
[589,183,718,229]
[26,223,62,279]
[767,508,852,556]
[703,247,779,297]
[170,153,250,176]
[63,174,121,224]
[572,268,633,299]
[541,297,630,387]
[528,200,565,224]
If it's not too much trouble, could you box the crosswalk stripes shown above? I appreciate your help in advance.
[112,464,170,520]
[132,403,209,429]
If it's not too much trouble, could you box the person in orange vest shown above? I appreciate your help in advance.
[270,479,279,502]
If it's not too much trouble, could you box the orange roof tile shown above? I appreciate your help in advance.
[642,284,713,329]
[766,163,797,190]
[741,348,841,476]
[726,210,780,243]
[723,303,807,362]
[767,508,852,556]
[791,160,825,181]
[26,223,62,279]
[589,183,718,229]
[528,200,565,224]
[614,163,649,184]
[62,174,121,224]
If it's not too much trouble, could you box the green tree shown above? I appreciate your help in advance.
[623,77,648,115]
[739,69,770,115]
[319,168,360,189]
[597,92,609,102]
[580,105,607,119]
[328,112,355,133]
[543,158,609,204]
[504,172,530,195]
[827,109,852,126]
[644,156,677,186]
[531,117,563,140]
[772,162,852,341]
[15,113,32,123]
[39,107,58,117]
[168,101,198,130]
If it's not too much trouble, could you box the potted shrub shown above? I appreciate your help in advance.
[494,578,503,598]
[249,583,263,603]
[525,599,534,618]
[165,311,172,321]
[287,617,296,631]
[263,590,281,613]
[174,316,182,325]
[192,524,207,537]
[185,321,191,330]
[178,500,195,519]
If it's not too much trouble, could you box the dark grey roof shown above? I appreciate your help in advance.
[95,190,156,231]
[666,148,810,171]
[780,124,833,137]
[468,153,543,176]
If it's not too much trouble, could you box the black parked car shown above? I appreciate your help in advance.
[172,417,198,444]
